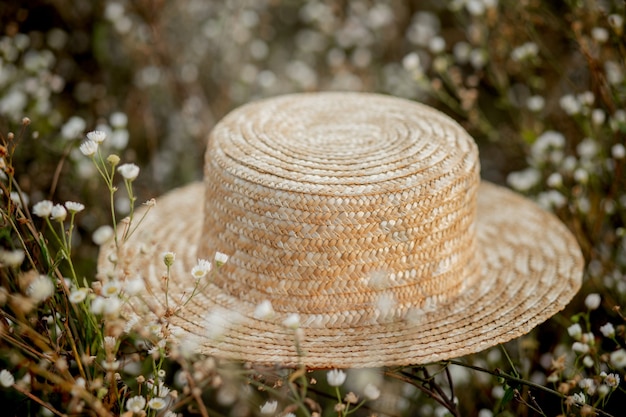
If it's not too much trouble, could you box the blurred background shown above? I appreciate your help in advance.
[1,0,625,415]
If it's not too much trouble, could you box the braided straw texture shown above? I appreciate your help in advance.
[99,92,583,368]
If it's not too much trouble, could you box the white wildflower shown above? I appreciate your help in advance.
[572,342,589,354]
[579,378,596,395]
[124,277,144,295]
[364,383,381,400]
[79,140,98,157]
[86,130,107,143]
[191,259,212,279]
[584,293,601,310]
[104,297,122,315]
[117,163,140,181]
[50,204,67,221]
[64,201,85,213]
[428,36,446,54]
[610,349,626,368]
[28,275,55,302]
[102,359,119,371]
[214,251,229,265]
[605,373,620,388]
[402,52,422,72]
[572,392,585,404]
[546,172,562,188]
[559,94,581,115]
[283,313,300,329]
[92,225,114,245]
[0,370,14,387]
[469,48,487,69]
[125,395,146,412]
[452,41,471,64]
[591,108,606,126]
[327,369,347,387]
[582,356,594,368]
[577,91,595,106]
[591,27,609,43]
[511,42,539,62]
[598,384,610,397]
[612,144,625,159]
[110,112,128,128]
[574,168,589,184]
[90,296,106,314]
[532,130,565,161]
[0,249,25,267]
[507,167,540,192]
[147,397,167,410]
[254,300,275,319]
[10,191,28,208]
[101,281,122,297]
[526,95,545,112]
[61,116,86,140]
[600,322,615,338]
[259,400,278,414]
[32,200,54,218]
[104,336,117,351]
[608,14,624,31]
[69,288,89,303]
[567,323,582,340]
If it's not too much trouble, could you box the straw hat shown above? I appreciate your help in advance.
[98,92,583,368]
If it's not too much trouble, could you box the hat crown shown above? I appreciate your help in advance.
[200,93,481,326]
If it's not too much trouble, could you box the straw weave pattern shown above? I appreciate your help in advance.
[199,93,481,326]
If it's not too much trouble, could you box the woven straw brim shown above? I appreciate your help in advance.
[99,181,582,368]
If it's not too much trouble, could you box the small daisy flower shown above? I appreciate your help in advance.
[79,140,98,157]
[0,249,25,267]
[572,342,590,354]
[50,204,67,222]
[104,297,122,315]
[147,397,167,410]
[101,281,122,297]
[259,400,278,414]
[567,323,582,340]
[572,392,585,404]
[90,296,106,314]
[612,143,626,159]
[69,288,89,303]
[254,300,275,319]
[86,130,107,143]
[64,201,85,213]
[124,277,145,295]
[104,336,117,351]
[27,275,55,303]
[117,163,140,181]
[283,313,300,329]
[0,370,14,387]
[125,395,146,412]
[102,360,120,371]
[605,373,620,388]
[327,369,347,387]
[600,322,615,338]
[214,251,229,266]
[610,349,626,368]
[92,225,114,245]
[32,200,53,218]
[584,293,601,310]
[191,259,212,279]
[364,383,381,400]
